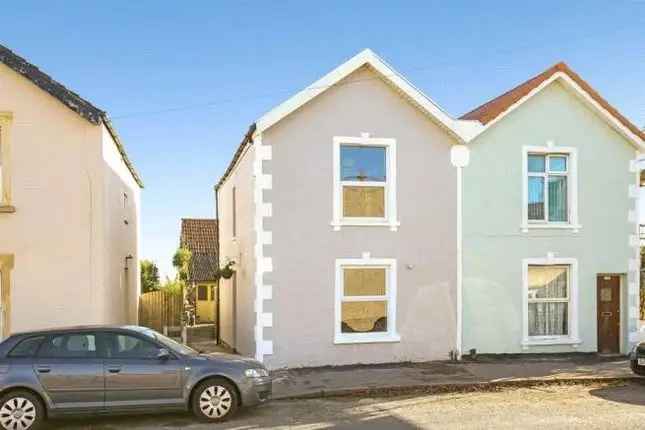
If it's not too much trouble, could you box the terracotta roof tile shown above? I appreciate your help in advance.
[460,62,645,141]
[180,218,218,282]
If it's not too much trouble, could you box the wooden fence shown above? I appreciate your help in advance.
[139,290,182,332]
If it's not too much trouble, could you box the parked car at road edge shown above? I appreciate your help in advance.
[0,325,271,429]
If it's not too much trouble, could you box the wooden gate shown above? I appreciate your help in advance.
[138,290,182,332]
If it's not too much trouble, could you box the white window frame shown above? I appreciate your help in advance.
[334,256,400,344]
[0,112,14,212]
[522,257,580,347]
[521,145,579,232]
[332,135,399,231]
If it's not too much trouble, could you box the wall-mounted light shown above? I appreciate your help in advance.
[124,254,134,271]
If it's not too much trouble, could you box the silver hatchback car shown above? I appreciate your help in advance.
[0,325,271,429]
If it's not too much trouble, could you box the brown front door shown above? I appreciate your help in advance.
[597,275,620,354]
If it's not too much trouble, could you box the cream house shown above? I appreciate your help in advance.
[0,44,142,336]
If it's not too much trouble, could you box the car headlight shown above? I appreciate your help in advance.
[245,368,269,378]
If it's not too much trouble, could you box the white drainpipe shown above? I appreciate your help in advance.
[451,145,470,359]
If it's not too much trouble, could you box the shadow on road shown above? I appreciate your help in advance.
[589,380,645,406]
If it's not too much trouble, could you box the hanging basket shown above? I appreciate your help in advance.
[216,261,236,280]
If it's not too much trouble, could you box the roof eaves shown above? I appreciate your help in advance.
[461,62,645,145]
[102,116,144,188]
[0,44,104,124]
[0,43,143,187]
[215,49,471,191]
[215,123,256,191]
[255,49,466,142]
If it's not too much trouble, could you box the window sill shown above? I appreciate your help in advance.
[0,205,15,213]
[331,219,400,232]
[520,223,581,233]
[521,337,581,347]
[334,332,401,345]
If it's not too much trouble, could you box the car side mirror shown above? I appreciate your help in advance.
[157,348,170,361]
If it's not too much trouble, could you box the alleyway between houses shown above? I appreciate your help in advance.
[49,381,645,429]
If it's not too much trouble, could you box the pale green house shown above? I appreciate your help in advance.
[461,63,645,355]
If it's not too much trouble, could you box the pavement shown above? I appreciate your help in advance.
[270,354,638,399]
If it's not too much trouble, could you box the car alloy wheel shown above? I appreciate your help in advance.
[199,385,233,419]
[0,397,37,430]
[192,377,239,422]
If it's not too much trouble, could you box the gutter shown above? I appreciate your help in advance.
[101,116,144,188]
[215,123,256,191]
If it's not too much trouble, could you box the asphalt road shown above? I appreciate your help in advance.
[47,381,645,429]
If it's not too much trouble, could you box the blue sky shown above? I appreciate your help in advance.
[3,1,644,276]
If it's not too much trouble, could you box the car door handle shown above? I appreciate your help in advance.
[36,366,50,374]
[107,366,122,374]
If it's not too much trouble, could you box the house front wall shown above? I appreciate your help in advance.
[0,62,140,334]
[462,81,639,354]
[0,63,103,333]
[264,66,459,368]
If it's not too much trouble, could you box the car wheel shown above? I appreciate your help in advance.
[630,359,645,376]
[0,390,45,430]
[192,378,239,422]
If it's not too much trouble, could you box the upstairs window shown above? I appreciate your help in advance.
[528,154,568,222]
[332,135,398,231]
[341,146,386,218]
[522,146,578,231]
[0,113,14,210]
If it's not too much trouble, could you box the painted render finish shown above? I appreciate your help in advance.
[462,81,638,354]
[101,125,141,324]
[0,62,140,332]
[217,144,256,357]
[263,67,459,368]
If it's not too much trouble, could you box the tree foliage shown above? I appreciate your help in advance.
[159,276,183,296]
[173,247,192,282]
[172,247,195,326]
[140,260,160,293]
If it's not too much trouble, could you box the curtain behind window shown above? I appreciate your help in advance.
[548,176,567,222]
[528,267,568,336]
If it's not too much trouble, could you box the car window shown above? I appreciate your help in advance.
[104,333,161,359]
[8,336,45,358]
[127,326,197,355]
[38,333,97,358]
